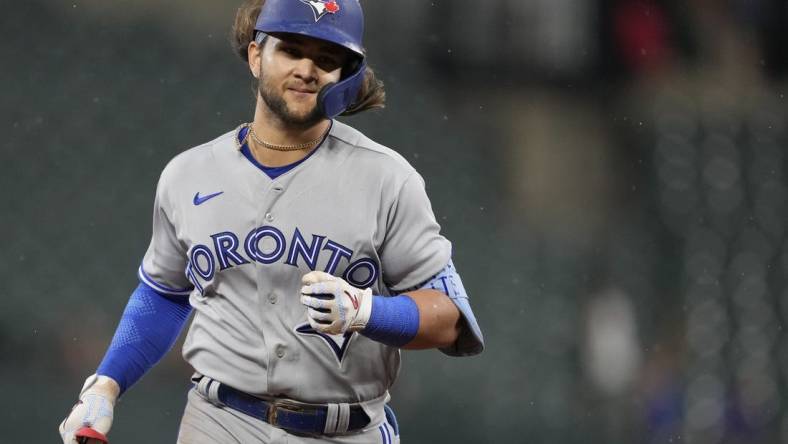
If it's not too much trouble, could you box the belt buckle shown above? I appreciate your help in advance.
[267,399,305,428]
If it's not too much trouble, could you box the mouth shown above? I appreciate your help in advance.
[287,86,318,94]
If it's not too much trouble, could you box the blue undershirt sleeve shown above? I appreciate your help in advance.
[96,281,193,394]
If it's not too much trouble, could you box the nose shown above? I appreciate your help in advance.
[292,57,318,83]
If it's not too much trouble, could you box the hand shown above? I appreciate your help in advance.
[300,271,373,335]
[59,375,119,444]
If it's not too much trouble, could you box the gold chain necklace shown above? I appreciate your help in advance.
[235,123,327,152]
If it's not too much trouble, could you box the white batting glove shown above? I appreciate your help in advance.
[300,271,373,335]
[59,374,118,444]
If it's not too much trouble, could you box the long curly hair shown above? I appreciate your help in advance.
[231,0,385,115]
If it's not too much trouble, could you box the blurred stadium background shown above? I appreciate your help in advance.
[2,0,787,442]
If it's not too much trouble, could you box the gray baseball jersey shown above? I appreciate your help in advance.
[140,121,454,409]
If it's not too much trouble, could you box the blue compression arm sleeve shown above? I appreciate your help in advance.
[96,282,192,394]
[361,295,420,347]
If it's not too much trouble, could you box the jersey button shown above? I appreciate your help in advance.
[268,292,278,304]
[265,212,274,222]
[275,345,285,358]
[273,184,284,192]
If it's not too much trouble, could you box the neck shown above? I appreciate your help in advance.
[249,98,330,167]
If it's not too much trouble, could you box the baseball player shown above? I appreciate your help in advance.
[58,0,483,442]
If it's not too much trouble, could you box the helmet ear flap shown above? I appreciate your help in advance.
[317,83,336,116]
[317,60,366,119]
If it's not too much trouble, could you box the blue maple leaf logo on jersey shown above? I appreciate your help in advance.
[299,0,340,22]
[295,323,355,366]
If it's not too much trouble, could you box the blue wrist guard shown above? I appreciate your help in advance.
[361,295,420,347]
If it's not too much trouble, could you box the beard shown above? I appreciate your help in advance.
[258,65,325,129]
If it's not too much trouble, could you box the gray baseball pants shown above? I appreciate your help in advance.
[177,388,400,444]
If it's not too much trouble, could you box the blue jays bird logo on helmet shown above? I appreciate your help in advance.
[299,0,340,22]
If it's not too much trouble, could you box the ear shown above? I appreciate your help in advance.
[248,40,263,79]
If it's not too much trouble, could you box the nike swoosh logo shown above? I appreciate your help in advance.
[193,191,224,206]
[345,290,359,310]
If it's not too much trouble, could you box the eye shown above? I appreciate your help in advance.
[316,56,342,72]
[281,46,301,58]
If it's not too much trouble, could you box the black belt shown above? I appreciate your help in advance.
[193,376,370,436]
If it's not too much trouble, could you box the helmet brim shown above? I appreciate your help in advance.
[255,25,365,59]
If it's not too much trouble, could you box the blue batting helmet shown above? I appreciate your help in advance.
[254,0,367,119]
